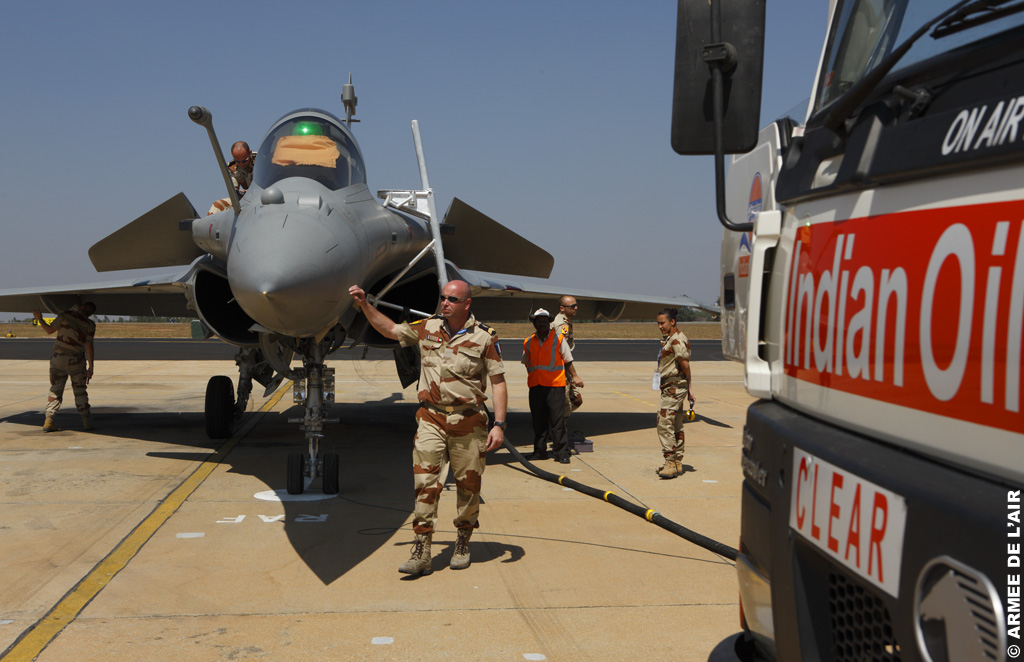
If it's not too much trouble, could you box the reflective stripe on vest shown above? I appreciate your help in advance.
[525,332,566,387]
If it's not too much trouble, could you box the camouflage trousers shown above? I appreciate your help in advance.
[657,381,688,460]
[46,353,90,418]
[411,406,489,536]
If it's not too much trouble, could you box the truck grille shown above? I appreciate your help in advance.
[828,572,901,661]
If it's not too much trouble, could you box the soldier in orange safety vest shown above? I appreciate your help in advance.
[521,308,583,464]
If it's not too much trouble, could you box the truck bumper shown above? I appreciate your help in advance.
[738,399,1014,661]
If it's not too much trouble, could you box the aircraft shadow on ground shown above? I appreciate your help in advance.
[1,398,663,585]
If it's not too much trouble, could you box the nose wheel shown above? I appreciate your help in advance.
[286,451,340,495]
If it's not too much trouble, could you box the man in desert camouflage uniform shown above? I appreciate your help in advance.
[655,308,693,479]
[551,295,582,418]
[206,141,256,215]
[33,303,97,432]
[348,280,507,577]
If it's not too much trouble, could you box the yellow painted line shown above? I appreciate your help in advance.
[1,384,291,662]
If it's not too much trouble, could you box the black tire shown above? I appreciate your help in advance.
[204,376,234,439]
[323,453,340,494]
[287,452,305,495]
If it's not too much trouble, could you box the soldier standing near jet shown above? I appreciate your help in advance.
[551,295,582,417]
[348,280,507,576]
[33,303,97,432]
[654,308,693,479]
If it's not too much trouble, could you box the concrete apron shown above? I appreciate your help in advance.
[0,356,753,662]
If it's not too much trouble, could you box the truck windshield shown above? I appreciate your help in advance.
[814,0,1024,113]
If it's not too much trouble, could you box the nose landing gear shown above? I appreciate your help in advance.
[286,340,340,495]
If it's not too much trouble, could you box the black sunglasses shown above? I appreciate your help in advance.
[440,295,465,304]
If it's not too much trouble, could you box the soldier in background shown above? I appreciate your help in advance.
[551,295,582,417]
[654,308,693,479]
[206,141,256,215]
[227,141,255,193]
[33,303,97,432]
[348,280,507,577]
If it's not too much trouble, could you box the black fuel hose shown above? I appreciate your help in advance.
[502,438,739,562]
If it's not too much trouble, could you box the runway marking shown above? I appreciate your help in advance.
[0,384,291,662]
[253,488,337,502]
[371,637,394,645]
[176,532,205,539]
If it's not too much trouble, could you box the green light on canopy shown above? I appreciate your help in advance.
[292,121,324,136]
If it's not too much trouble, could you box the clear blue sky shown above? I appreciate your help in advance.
[0,1,829,316]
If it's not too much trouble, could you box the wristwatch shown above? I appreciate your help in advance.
[491,420,506,430]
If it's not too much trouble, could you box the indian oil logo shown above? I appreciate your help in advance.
[738,174,761,278]
[783,200,1024,434]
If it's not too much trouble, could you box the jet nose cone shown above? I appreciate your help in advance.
[227,211,356,336]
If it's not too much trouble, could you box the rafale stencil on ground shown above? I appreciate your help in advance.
[0,80,701,494]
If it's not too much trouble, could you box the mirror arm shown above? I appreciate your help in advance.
[706,0,753,233]
[712,63,752,233]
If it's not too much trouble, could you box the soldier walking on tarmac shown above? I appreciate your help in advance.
[347,280,507,576]
[33,303,97,432]
[654,308,693,479]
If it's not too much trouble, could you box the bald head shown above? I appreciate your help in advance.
[444,280,471,300]
[559,295,578,319]
[231,141,252,165]
[439,280,472,327]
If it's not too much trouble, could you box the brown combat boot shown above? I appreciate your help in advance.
[81,416,94,431]
[398,534,433,576]
[657,457,683,479]
[450,529,472,570]
[42,417,60,433]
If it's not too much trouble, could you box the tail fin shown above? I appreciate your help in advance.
[89,193,203,272]
[441,198,553,278]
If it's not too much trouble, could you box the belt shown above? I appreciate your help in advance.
[421,401,481,415]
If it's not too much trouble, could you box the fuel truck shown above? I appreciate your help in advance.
[671,1,1024,660]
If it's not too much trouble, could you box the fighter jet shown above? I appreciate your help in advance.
[0,80,702,494]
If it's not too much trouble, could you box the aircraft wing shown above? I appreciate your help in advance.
[454,268,711,322]
[0,270,194,317]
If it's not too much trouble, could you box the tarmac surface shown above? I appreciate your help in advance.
[0,338,726,362]
[0,341,752,661]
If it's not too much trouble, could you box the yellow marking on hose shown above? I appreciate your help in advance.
[603,491,615,502]
[557,475,566,485]
[645,509,657,522]
[0,385,291,662]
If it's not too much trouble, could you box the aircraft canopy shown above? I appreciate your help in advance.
[254,115,366,191]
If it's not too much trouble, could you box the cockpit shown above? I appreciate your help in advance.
[253,110,366,191]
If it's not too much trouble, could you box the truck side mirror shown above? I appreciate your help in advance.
[671,0,766,155]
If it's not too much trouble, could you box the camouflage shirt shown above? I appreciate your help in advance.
[659,329,690,382]
[52,307,96,357]
[396,313,504,408]
[229,154,255,192]
[551,312,574,350]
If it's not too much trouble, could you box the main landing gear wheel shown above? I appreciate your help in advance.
[322,453,340,494]
[205,375,234,439]
[287,452,306,495]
